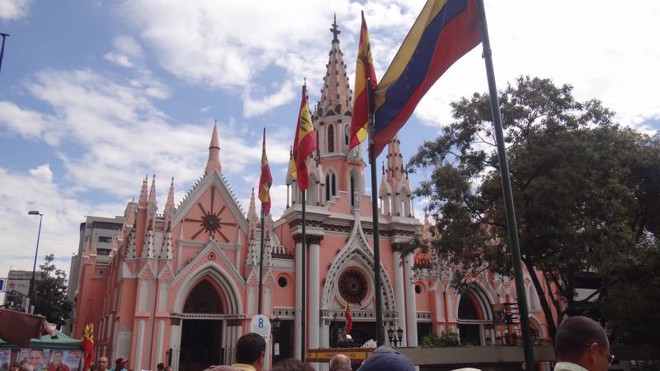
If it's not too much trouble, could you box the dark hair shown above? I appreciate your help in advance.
[555,316,608,361]
[157,363,165,371]
[235,333,266,364]
[271,358,314,371]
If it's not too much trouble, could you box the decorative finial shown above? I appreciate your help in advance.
[330,14,341,42]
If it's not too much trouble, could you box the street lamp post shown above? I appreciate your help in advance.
[28,210,43,312]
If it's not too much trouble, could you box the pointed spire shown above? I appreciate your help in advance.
[166,177,175,210]
[386,135,404,181]
[148,174,157,205]
[316,16,352,117]
[205,120,222,175]
[248,187,257,218]
[139,175,149,205]
[247,187,259,235]
[164,177,175,230]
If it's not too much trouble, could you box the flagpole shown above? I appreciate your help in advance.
[367,78,385,346]
[258,206,265,315]
[300,190,307,361]
[0,33,9,76]
[476,0,535,369]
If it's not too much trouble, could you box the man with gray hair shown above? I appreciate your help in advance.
[329,354,351,371]
[554,316,614,371]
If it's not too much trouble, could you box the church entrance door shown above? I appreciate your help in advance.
[179,280,225,371]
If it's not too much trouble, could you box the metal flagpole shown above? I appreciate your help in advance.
[258,206,265,314]
[0,33,8,76]
[367,78,385,346]
[476,0,535,369]
[300,190,307,361]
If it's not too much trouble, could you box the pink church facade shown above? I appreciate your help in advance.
[71,20,556,371]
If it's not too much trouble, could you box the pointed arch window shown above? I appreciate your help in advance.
[325,172,337,201]
[350,173,356,206]
[327,124,335,153]
[344,124,350,146]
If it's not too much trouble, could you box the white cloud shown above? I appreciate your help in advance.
[0,0,30,21]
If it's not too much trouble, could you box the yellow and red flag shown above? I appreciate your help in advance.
[349,11,378,151]
[82,323,94,371]
[344,304,353,334]
[258,128,273,215]
[292,84,317,191]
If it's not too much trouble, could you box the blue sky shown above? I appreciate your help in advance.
[0,0,659,281]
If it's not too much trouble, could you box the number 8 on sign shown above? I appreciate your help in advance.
[250,314,271,338]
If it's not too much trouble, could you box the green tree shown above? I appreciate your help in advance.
[407,76,660,342]
[34,254,73,328]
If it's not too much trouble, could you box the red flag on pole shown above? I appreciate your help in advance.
[349,11,378,151]
[344,304,353,334]
[82,323,94,371]
[258,128,273,215]
[292,84,317,191]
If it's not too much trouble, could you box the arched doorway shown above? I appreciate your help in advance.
[180,280,224,371]
[457,288,492,346]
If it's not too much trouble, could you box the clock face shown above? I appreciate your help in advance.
[184,185,236,242]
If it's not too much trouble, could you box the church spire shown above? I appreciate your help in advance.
[379,135,414,218]
[316,16,352,118]
[138,175,149,206]
[164,177,175,231]
[148,174,157,206]
[205,121,222,175]
[386,135,404,181]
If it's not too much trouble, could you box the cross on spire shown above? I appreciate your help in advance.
[330,14,341,42]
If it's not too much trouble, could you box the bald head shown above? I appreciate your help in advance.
[555,316,608,361]
[329,354,351,371]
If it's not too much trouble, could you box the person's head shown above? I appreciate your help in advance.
[270,358,314,371]
[329,354,352,371]
[554,316,614,371]
[115,358,128,370]
[51,351,64,365]
[28,349,44,367]
[97,357,109,371]
[234,333,266,371]
[357,346,414,371]
[157,363,165,371]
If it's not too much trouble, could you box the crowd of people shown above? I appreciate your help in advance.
[7,315,612,371]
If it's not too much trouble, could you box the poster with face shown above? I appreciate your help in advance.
[18,348,51,371]
[0,349,11,370]
[2,349,81,371]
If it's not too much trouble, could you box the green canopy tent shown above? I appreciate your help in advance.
[0,331,83,350]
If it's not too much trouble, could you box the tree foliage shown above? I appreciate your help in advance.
[34,254,73,328]
[408,76,660,343]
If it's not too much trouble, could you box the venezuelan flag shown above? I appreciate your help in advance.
[373,0,482,156]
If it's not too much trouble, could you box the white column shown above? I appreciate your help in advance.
[403,254,418,346]
[169,322,181,369]
[294,240,303,360]
[309,240,320,371]
[309,241,320,349]
[393,251,407,345]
